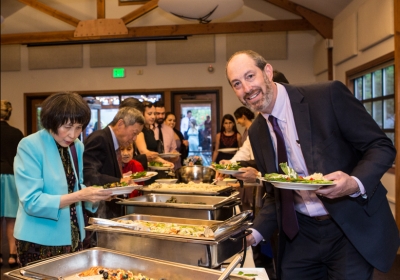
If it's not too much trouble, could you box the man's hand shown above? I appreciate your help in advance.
[315,171,359,199]
[234,167,259,183]
[246,233,256,247]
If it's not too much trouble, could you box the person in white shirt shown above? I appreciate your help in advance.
[180,110,192,138]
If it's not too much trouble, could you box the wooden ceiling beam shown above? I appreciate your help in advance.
[1,19,314,45]
[296,6,332,38]
[121,0,159,25]
[265,0,333,38]
[97,0,105,19]
[16,0,80,27]
[264,0,301,16]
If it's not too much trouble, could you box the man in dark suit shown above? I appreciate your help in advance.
[83,107,144,218]
[226,50,398,279]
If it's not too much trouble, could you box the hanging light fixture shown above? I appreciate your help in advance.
[158,0,244,24]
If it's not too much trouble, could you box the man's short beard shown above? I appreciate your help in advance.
[156,118,164,125]
[242,75,273,112]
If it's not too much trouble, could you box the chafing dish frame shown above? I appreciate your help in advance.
[86,214,252,268]
[117,193,241,220]
[4,247,253,280]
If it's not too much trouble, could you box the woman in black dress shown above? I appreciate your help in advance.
[212,114,242,163]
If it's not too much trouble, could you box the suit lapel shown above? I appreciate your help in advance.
[104,126,122,177]
[283,84,314,173]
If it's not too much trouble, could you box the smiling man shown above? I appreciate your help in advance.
[226,50,398,280]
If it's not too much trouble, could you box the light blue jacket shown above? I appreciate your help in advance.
[14,129,96,246]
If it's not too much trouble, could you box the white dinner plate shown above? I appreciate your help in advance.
[217,148,238,153]
[98,185,142,195]
[217,169,245,175]
[132,171,158,182]
[258,178,334,190]
[158,153,180,158]
[148,165,172,171]
[221,268,269,280]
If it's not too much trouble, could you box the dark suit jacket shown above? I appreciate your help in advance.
[83,126,121,186]
[249,81,398,273]
[83,127,123,218]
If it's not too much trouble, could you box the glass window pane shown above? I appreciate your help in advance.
[100,109,119,129]
[122,94,162,103]
[373,101,382,128]
[354,78,363,100]
[386,132,394,145]
[372,70,382,97]
[384,99,395,129]
[363,74,372,99]
[384,65,394,96]
[364,102,372,115]
[96,96,120,106]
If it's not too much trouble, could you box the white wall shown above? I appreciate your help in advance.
[0,31,316,134]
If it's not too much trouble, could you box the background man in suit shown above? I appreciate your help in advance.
[226,50,398,279]
[83,107,144,218]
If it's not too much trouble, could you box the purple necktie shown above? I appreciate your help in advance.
[268,115,299,240]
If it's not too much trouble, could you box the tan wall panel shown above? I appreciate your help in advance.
[156,35,215,64]
[90,42,147,67]
[1,45,21,72]
[226,32,287,61]
[333,14,357,65]
[28,45,83,70]
[358,0,394,51]
[313,38,328,75]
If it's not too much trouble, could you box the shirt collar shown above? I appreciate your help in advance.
[261,83,288,123]
[109,125,119,151]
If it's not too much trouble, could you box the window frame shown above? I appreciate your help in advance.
[346,51,395,173]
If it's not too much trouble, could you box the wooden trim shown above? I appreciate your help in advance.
[119,0,150,6]
[121,0,159,25]
[1,19,314,45]
[394,0,400,226]
[345,52,395,79]
[97,0,105,19]
[17,0,80,27]
[327,48,333,80]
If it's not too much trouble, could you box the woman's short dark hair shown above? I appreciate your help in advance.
[40,92,91,133]
[234,106,255,120]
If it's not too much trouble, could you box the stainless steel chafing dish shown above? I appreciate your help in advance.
[4,247,253,280]
[140,183,233,196]
[85,213,252,268]
[117,192,241,220]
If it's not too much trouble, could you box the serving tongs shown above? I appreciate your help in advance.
[88,217,150,231]
[205,210,253,236]
[20,269,63,280]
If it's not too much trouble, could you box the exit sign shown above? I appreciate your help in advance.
[113,68,125,78]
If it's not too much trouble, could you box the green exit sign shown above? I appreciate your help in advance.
[113,68,125,78]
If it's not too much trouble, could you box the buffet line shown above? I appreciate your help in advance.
[5,166,259,280]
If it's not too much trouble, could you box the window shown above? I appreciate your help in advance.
[350,62,395,145]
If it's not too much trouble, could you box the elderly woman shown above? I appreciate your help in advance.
[14,92,113,266]
[0,100,24,267]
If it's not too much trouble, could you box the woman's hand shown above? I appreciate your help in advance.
[182,140,189,147]
[79,187,113,203]
[145,151,159,161]
[60,187,112,208]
